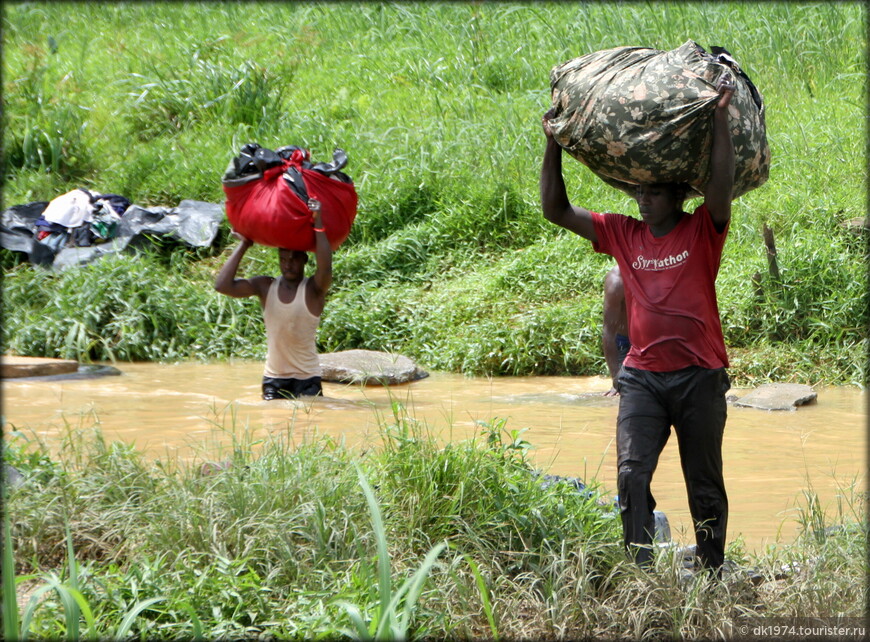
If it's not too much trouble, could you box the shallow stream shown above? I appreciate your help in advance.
[3,361,865,553]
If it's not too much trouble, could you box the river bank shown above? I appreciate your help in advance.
[3,3,867,389]
[4,361,864,554]
[3,387,865,640]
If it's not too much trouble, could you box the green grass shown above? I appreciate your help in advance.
[2,406,866,640]
[2,2,867,386]
[337,462,447,641]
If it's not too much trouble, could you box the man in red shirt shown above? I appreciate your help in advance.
[540,76,736,572]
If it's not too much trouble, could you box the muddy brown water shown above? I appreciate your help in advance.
[3,361,865,553]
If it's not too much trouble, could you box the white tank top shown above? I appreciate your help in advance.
[262,277,322,379]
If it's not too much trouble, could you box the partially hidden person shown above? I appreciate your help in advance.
[215,198,331,401]
[602,265,630,397]
[540,75,737,572]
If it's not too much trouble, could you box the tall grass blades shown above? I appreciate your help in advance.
[2,507,166,640]
[462,554,499,641]
[126,51,293,141]
[2,251,267,362]
[2,406,866,638]
[3,504,26,640]
[337,463,447,641]
[2,3,866,382]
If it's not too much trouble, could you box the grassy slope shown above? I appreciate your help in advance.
[2,2,867,385]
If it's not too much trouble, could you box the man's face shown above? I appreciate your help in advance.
[635,184,683,227]
[278,249,307,280]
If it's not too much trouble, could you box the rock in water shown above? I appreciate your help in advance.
[2,356,78,378]
[733,383,817,411]
[319,349,428,386]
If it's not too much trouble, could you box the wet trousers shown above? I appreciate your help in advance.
[615,365,730,569]
[262,375,323,400]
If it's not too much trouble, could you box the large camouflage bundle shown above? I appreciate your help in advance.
[548,40,769,199]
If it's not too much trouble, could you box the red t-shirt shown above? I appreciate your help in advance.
[592,203,729,371]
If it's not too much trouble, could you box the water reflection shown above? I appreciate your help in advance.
[3,361,865,553]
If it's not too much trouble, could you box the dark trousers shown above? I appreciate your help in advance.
[262,375,323,400]
[615,365,730,569]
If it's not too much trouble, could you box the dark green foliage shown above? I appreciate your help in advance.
[124,52,291,142]
[4,104,94,180]
[352,182,443,245]
[3,414,627,638]
[1,33,94,180]
[4,411,864,639]
[1,3,865,385]
[2,252,266,362]
[374,413,622,572]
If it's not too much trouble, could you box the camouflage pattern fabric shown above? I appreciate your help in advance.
[548,40,770,199]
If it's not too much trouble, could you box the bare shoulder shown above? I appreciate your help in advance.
[249,275,274,302]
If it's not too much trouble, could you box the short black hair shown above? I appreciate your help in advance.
[639,182,690,201]
[278,248,308,262]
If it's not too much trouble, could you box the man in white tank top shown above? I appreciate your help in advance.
[215,199,332,400]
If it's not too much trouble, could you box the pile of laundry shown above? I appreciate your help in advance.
[32,188,131,252]
[1,188,225,270]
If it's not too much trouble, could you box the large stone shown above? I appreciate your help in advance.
[3,464,25,489]
[319,349,428,386]
[733,383,817,411]
[2,355,78,379]
[22,364,123,381]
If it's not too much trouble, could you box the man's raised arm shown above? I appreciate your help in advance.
[308,199,332,296]
[704,75,737,229]
[540,111,597,242]
[214,233,269,302]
